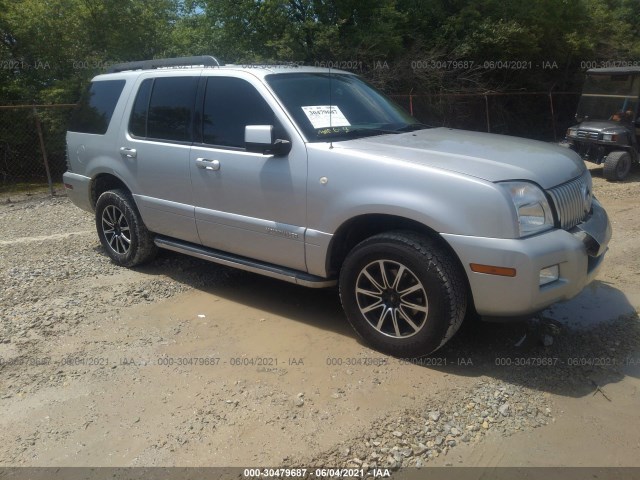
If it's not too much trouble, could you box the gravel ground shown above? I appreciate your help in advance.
[299,379,553,470]
[0,195,243,346]
[300,311,639,472]
[1,167,639,468]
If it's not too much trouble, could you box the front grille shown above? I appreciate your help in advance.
[576,130,599,140]
[547,171,592,230]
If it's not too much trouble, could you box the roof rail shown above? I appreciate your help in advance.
[107,56,223,73]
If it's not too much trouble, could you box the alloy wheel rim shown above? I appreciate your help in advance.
[355,259,429,338]
[102,205,131,255]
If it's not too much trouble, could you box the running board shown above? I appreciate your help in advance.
[154,236,336,288]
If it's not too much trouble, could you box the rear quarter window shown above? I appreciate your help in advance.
[68,80,126,134]
[147,76,198,142]
[127,76,198,143]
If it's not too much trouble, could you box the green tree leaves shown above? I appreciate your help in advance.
[0,0,638,103]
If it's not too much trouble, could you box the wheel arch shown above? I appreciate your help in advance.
[326,214,473,305]
[90,173,132,209]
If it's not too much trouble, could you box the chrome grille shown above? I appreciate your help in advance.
[547,171,592,230]
[576,130,599,140]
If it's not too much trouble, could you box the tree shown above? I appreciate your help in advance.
[0,0,179,103]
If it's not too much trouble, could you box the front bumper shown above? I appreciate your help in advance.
[441,198,611,317]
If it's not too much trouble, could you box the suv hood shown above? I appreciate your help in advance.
[571,120,631,133]
[338,127,585,189]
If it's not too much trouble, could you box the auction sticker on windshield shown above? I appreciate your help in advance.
[301,105,351,128]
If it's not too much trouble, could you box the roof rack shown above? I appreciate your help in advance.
[107,56,223,73]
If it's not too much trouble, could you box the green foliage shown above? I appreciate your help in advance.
[0,0,639,103]
[0,0,178,103]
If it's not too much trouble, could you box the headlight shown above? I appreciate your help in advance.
[500,182,554,237]
[602,133,618,142]
[566,128,577,138]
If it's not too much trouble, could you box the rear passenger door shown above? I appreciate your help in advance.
[120,73,200,244]
[189,74,308,271]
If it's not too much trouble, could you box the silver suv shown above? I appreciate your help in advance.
[63,56,611,357]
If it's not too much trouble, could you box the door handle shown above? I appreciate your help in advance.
[195,158,220,171]
[119,147,137,159]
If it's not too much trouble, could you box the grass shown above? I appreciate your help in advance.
[0,181,65,202]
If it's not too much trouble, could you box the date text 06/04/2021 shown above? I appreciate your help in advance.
[242,468,392,478]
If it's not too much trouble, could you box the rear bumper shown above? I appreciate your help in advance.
[442,198,611,318]
[62,172,93,213]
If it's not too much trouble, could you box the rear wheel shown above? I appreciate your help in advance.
[603,151,632,181]
[95,189,157,267]
[339,231,467,357]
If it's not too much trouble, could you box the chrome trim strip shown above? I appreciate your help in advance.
[134,194,196,218]
[154,236,336,288]
[194,207,306,243]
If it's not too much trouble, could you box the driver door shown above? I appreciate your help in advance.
[189,75,308,271]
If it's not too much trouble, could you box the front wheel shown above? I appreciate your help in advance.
[339,231,467,357]
[603,151,632,181]
[95,189,157,267]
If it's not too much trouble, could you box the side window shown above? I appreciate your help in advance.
[129,78,153,137]
[146,76,198,142]
[68,80,126,134]
[203,77,276,148]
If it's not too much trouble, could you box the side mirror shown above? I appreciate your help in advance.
[245,125,291,156]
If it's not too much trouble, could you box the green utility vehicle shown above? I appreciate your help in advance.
[566,67,640,181]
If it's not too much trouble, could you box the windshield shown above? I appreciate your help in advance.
[577,73,640,123]
[265,73,422,141]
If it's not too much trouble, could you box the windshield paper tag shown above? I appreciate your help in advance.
[301,105,351,129]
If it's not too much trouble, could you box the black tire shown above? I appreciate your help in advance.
[339,231,467,357]
[95,189,157,267]
[603,151,632,181]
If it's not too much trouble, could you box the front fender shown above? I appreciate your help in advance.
[306,145,517,239]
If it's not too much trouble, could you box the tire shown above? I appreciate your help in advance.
[603,151,631,181]
[339,231,467,357]
[95,189,157,267]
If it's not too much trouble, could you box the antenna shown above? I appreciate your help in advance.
[329,66,333,149]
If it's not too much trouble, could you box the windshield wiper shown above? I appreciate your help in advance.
[319,127,401,140]
[317,123,431,141]
[394,123,431,132]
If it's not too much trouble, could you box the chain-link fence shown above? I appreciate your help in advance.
[0,105,75,195]
[0,92,579,195]
[390,92,581,141]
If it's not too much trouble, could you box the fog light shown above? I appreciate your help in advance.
[539,265,559,286]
